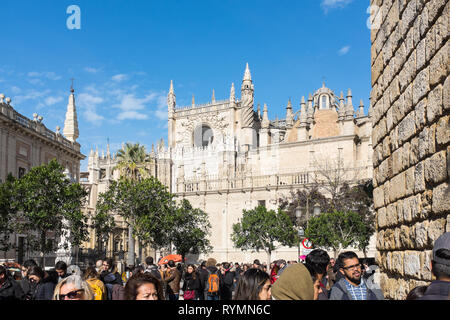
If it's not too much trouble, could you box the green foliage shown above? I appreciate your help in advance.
[305,210,369,258]
[0,174,19,255]
[14,159,88,262]
[169,199,212,260]
[94,176,175,248]
[115,142,150,180]
[231,206,296,257]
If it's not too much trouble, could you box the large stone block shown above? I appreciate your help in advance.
[402,0,418,36]
[432,182,450,214]
[387,203,398,226]
[424,151,448,184]
[435,7,449,50]
[428,219,446,244]
[410,136,419,165]
[377,206,387,228]
[405,166,415,196]
[420,250,433,281]
[414,161,425,193]
[413,67,430,106]
[414,220,429,248]
[404,251,421,278]
[374,186,385,209]
[426,0,447,26]
[427,84,443,124]
[435,115,449,146]
[444,76,450,112]
[429,44,448,87]
[414,97,427,131]
[390,172,406,202]
[392,251,404,276]
[418,125,436,160]
[416,38,427,71]
[400,224,413,249]
[398,110,416,144]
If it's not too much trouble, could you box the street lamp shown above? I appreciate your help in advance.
[313,202,321,216]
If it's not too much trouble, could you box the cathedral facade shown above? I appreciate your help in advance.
[83,63,375,263]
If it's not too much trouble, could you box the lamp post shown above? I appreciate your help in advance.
[295,206,304,262]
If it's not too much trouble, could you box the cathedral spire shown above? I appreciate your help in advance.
[241,63,255,128]
[243,62,252,81]
[167,80,176,117]
[63,82,79,143]
[300,96,307,124]
[212,89,215,103]
[192,94,195,107]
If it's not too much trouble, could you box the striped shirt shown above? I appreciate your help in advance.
[344,278,368,300]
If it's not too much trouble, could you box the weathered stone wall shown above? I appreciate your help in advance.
[371,0,449,299]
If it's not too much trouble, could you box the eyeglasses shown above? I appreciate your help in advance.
[342,263,361,270]
[58,289,84,300]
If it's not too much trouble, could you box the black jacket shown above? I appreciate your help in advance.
[182,272,200,291]
[0,277,25,300]
[417,281,450,300]
[32,277,56,300]
[219,270,235,300]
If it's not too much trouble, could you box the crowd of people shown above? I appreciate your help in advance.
[0,232,449,301]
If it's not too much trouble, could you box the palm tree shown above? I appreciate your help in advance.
[114,142,150,266]
[115,142,149,180]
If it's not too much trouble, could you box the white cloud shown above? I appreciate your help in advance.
[11,86,21,94]
[111,74,128,82]
[84,67,101,74]
[338,46,351,55]
[78,92,105,124]
[117,110,148,121]
[321,0,353,12]
[14,89,51,105]
[44,96,63,106]
[27,71,61,80]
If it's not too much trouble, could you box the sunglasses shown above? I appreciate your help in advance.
[342,263,361,270]
[58,289,84,300]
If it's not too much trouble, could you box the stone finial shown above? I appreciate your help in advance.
[212,89,215,103]
[0,93,4,103]
[192,94,195,107]
[5,97,11,105]
[243,62,252,81]
[285,98,294,128]
[257,103,261,119]
[33,113,38,121]
[38,115,43,123]
[168,80,176,114]
[230,83,236,103]
[56,126,61,135]
[358,99,364,117]
[261,103,270,129]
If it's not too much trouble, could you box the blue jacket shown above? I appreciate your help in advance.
[417,281,450,300]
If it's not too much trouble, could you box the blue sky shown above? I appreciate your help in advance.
[0,0,372,170]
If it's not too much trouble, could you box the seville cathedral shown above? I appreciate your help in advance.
[81,63,375,264]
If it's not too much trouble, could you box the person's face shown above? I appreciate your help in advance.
[187,266,194,274]
[330,259,335,267]
[56,269,66,277]
[258,280,272,300]
[340,257,362,284]
[59,283,84,300]
[0,272,5,284]
[21,267,28,278]
[313,278,324,300]
[29,275,41,284]
[136,282,158,300]
[102,262,110,271]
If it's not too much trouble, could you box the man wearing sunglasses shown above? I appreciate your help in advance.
[329,251,384,300]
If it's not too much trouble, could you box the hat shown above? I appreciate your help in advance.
[271,263,314,300]
[433,232,450,266]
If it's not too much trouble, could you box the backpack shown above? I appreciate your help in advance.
[207,270,220,295]
[111,284,125,300]
[90,281,104,300]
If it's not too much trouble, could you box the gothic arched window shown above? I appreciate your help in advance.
[193,124,214,147]
[321,95,328,109]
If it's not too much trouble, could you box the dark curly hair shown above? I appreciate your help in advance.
[124,272,164,300]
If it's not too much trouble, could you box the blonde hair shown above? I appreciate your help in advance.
[52,274,94,300]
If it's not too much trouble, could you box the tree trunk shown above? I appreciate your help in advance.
[266,250,271,270]
[40,231,46,268]
[127,224,135,266]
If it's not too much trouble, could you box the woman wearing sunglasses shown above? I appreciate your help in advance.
[52,274,94,300]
